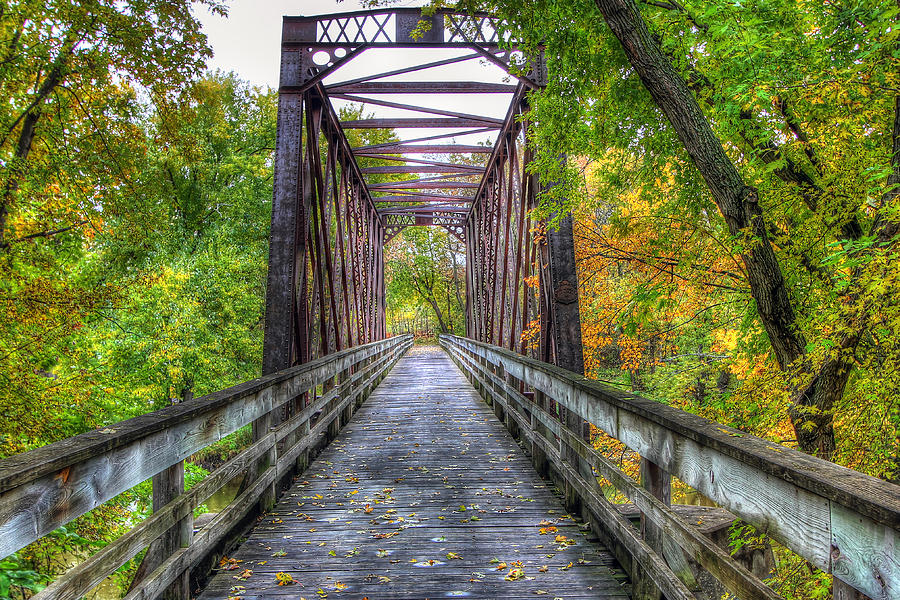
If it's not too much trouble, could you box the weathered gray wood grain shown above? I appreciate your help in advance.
[0,337,403,495]
[831,499,899,599]
[441,335,900,599]
[27,339,410,600]
[194,346,629,600]
[446,341,781,600]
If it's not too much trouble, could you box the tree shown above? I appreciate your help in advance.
[0,0,225,249]
[0,0,227,452]
[385,227,465,334]
[447,0,899,462]
[77,73,276,424]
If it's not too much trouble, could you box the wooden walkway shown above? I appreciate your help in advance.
[198,346,630,599]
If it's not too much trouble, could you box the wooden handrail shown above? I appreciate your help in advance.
[0,334,412,600]
[440,334,900,600]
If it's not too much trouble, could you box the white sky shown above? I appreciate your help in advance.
[198,0,370,90]
[196,0,513,144]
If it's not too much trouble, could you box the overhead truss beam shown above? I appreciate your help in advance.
[266,6,581,394]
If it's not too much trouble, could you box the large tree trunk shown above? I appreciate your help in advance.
[423,295,448,333]
[592,0,846,457]
[0,43,71,249]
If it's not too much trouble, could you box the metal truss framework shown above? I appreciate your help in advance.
[263,7,583,378]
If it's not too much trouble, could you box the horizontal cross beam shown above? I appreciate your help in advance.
[357,155,485,169]
[327,82,518,94]
[378,206,469,214]
[327,53,483,88]
[360,165,486,174]
[331,93,503,125]
[341,118,503,129]
[367,181,481,189]
[354,144,493,154]
[371,195,475,202]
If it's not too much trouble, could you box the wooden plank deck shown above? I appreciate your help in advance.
[197,346,631,599]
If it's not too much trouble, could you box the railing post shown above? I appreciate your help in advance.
[530,390,550,478]
[251,411,276,511]
[340,365,353,425]
[490,361,505,422]
[503,369,520,439]
[361,354,373,402]
[295,395,311,472]
[640,458,698,594]
[325,375,340,442]
[139,461,191,600]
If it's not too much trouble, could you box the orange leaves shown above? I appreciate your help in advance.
[372,531,398,539]
[520,319,541,351]
[617,336,646,372]
[219,556,242,570]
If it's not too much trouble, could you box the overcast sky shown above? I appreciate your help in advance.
[198,0,414,89]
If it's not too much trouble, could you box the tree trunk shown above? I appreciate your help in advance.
[426,298,448,333]
[0,39,72,248]
[592,0,844,455]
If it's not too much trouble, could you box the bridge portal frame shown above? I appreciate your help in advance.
[263,7,585,381]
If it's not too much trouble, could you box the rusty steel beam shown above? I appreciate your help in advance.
[360,165,486,175]
[371,195,475,202]
[368,182,480,190]
[354,128,498,150]
[341,118,503,129]
[327,82,518,94]
[468,44,541,90]
[330,94,504,125]
[354,144,493,155]
[356,155,486,169]
[378,206,469,214]
[266,7,584,407]
[327,52,483,88]
[283,9,504,48]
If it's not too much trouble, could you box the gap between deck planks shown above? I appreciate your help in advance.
[196,345,631,600]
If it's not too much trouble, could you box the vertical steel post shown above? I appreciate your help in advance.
[262,47,306,375]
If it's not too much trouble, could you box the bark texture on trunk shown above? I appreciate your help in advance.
[591,0,863,458]
[592,0,804,369]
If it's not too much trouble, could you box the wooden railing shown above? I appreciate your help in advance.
[0,334,412,600]
[440,334,900,600]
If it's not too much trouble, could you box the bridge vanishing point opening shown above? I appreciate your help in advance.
[0,8,897,600]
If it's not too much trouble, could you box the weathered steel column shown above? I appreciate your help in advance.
[262,36,306,376]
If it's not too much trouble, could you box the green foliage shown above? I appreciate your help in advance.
[385,227,465,335]
[0,71,275,452]
[441,0,900,467]
[0,19,275,589]
[0,553,47,599]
